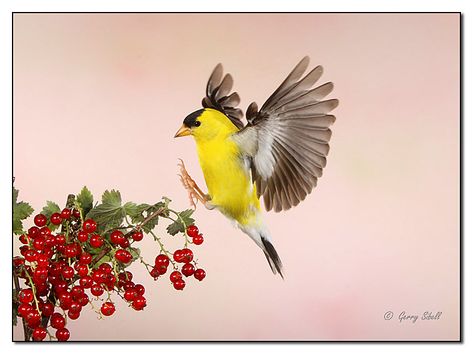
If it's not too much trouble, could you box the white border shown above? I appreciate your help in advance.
[1,1,470,354]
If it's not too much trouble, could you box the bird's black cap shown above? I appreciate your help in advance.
[183,109,204,128]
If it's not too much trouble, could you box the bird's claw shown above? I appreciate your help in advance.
[178,159,201,209]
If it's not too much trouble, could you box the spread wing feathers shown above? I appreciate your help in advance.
[234,56,338,212]
[202,63,245,129]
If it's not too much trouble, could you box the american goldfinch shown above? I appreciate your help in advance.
[174,57,338,278]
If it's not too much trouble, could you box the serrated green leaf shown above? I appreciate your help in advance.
[13,188,34,234]
[166,209,194,236]
[87,204,125,232]
[86,189,124,232]
[102,190,121,206]
[13,187,18,205]
[127,203,149,224]
[77,186,93,216]
[41,201,61,231]
[13,202,34,234]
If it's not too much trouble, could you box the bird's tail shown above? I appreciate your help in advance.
[238,223,284,279]
[261,237,284,279]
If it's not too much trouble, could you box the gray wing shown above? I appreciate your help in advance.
[233,56,338,212]
[202,64,245,129]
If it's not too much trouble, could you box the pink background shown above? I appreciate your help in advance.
[13,14,459,340]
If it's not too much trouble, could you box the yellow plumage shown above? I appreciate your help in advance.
[192,109,260,226]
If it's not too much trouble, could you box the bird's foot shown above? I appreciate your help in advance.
[177,159,212,210]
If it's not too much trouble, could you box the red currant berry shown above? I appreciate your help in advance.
[61,208,71,219]
[51,312,66,329]
[24,249,38,262]
[59,292,73,309]
[101,301,116,316]
[92,269,106,284]
[19,234,29,244]
[56,328,70,341]
[186,225,199,238]
[26,310,41,328]
[68,310,80,320]
[173,278,186,290]
[79,252,92,265]
[71,285,85,298]
[124,288,138,302]
[13,256,25,268]
[194,268,206,281]
[77,264,89,277]
[120,238,130,248]
[182,248,193,263]
[28,226,40,239]
[131,231,143,242]
[91,284,104,297]
[18,303,33,317]
[115,249,132,263]
[110,230,125,245]
[83,219,97,233]
[50,213,62,225]
[34,214,47,227]
[71,208,80,218]
[36,254,49,267]
[170,270,182,283]
[18,289,34,303]
[33,236,45,251]
[98,262,113,274]
[155,254,170,268]
[32,326,47,341]
[41,302,54,317]
[132,296,147,311]
[89,234,104,248]
[39,227,51,237]
[79,276,93,289]
[134,284,145,296]
[69,301,81,313]
[173,249,185,263]
[55,234,66,245]
[193,234,204,245]
[150,267,160,279]
[77,293,89,306]
[61,266,74,279]
[33,266,49,284]
[181,263,195,277]
[77,230,89,243]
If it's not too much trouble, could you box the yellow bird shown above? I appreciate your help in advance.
[174,57,338,277]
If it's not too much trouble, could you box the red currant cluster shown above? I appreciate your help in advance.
[14,204,205,341]
[148,225,206,291]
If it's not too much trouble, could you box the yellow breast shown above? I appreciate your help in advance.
[196,137,260,225]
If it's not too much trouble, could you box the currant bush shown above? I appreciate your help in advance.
[13,186,207,341]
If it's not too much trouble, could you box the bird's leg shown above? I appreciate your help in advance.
[177,159,214,210]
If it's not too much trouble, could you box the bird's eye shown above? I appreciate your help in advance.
[195,121,201,127]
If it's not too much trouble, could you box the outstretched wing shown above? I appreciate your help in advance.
[202,63,245,129]
[233,56,338,212]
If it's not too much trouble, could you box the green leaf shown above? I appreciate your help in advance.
[127,203,149,224]
[93,254,111,268]
[129,247,141,262]
[77,186,93,216]
[86,189,124,232]
[41,201,61,231]
[102,190,122,205]
[166,209,194,236]
[13,187,34,235]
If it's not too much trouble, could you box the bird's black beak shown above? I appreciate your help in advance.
[174,124,191,138]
